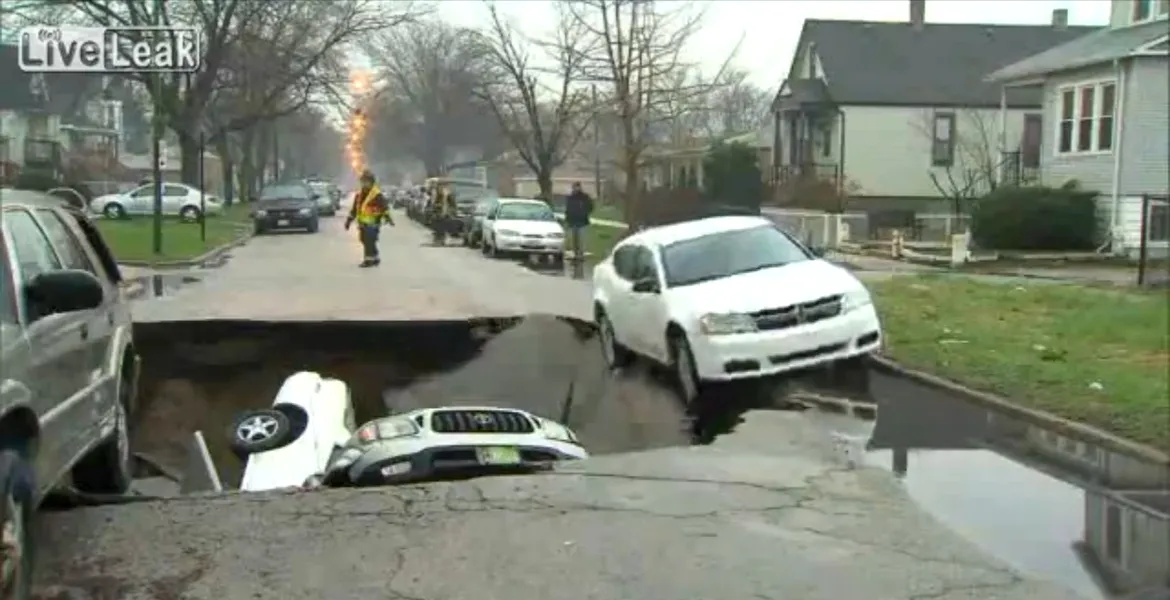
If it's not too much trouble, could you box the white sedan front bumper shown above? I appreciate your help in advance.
[688,304,882,381]
[495,234,565,254]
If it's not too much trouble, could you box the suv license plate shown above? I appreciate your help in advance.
[475,447,520,465]
[277,219,289,226]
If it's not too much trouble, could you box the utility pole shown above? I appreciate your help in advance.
[271,126,280,181]
[150,0,164,257]
[591,83,601,202]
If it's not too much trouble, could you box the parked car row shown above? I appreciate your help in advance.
[406,194,567,268]
[2,188,142,597]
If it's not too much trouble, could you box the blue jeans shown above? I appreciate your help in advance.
[568,225,586,259]
[359,224,380,260]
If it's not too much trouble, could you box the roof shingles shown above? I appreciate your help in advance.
[988,20,1168,83]
[799,20,1100,107]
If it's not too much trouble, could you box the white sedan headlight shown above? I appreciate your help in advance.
[546,232,564,239]
[841,288,873,312]
[497,229,520,237]
[698,312,757,335]
[355,417,418,444]
[542,422,579,444]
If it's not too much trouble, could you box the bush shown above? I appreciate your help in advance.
[702,141,763,213]
[970,184,1099,251]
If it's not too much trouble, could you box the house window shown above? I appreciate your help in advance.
[931,112,955,167]
[1057,82,1116,154]
[1022,114,1042,168]
[1132,0,1170,22]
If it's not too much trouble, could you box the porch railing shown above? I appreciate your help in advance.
[1000,151,1039,187]
[777,162,839,184]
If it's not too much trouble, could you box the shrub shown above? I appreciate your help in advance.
[970,184,1099,251]
[702,141,763,213]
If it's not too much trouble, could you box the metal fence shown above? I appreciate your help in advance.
[761,207,968,248]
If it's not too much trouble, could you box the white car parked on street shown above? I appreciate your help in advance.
[591,216,882,408]
[90,182,223,221]
[230,371,588,492]
[481,198,565,266]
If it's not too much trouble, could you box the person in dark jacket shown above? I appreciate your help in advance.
[344,169,394,267]
[563,182,594,262]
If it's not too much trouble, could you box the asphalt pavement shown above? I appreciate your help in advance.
[31,210,1090,600]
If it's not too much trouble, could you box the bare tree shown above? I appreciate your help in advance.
[205,1,420,198]
[471,3,594,200]
[912,109,1001,214]
[368,20,502,176]
[58,0,414,186]
[565,0,736,225]
[707,68,771,136]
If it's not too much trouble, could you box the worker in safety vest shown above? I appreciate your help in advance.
[424,184,456,245]
[344,169,394,267]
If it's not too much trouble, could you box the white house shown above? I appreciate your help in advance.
[770,1,1097,214]
[987,0,1169,258]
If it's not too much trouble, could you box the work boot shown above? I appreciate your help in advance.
[372,258,381,266]
[359,259,375,268]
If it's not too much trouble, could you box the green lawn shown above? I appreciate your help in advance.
[580,222,626,264]
[96,203,252,262]
[869,275,1170,451]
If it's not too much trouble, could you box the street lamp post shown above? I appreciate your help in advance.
[150,0,164,257]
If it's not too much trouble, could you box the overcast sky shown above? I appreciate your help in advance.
[434,0,1111,89]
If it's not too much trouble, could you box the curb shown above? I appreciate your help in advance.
[119,225,253,269]
[870,354,1170,466]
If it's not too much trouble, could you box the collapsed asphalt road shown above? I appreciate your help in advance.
[31,212,1087,599]
[127,315,690,485]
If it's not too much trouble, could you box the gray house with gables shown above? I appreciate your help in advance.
[770,1,1095,213]
[987,0,1169,258]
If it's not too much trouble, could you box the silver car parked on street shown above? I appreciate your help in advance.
[0,189,140,597]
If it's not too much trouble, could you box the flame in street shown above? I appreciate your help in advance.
[348,69,373,175]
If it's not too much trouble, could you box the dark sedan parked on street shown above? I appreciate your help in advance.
[253,183,320,234]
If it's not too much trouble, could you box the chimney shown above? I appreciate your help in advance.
[1051,8,1068,29]
[910,0,926,31]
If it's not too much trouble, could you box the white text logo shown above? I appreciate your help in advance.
[19,26,200,73]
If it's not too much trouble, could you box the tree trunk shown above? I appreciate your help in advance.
[214,136,234,205]
[537,169,553,202]
[238,129,257,202]
[622,150,640,227]
[178,130,201,186]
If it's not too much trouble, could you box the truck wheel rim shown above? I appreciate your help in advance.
[237,415,279,444]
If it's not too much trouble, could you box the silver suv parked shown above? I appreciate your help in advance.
[0,189,140,596]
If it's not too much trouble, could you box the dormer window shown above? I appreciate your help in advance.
[1133,0,1169,23]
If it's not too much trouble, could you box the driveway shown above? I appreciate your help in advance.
[33,212,1087,600]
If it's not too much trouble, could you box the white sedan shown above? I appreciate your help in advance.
[591,216,882,407]
[481,198,565,265]
[229,371,588,492]
[90,182,224,221]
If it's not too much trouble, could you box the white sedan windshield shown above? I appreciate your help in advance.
[498,203,555,221]
[661,225,811,287]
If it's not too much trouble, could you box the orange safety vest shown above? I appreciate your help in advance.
[356,185,384,225]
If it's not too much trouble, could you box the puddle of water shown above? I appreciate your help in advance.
[867,448,1103,598]
[864,370,1169,599]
